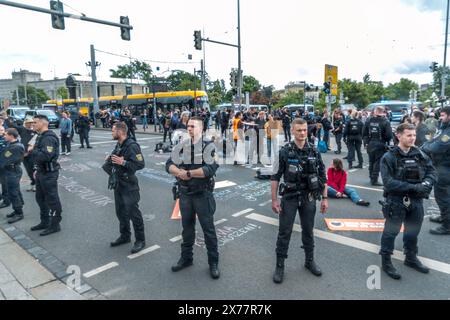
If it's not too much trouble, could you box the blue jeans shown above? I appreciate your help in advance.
[328,186,361,203]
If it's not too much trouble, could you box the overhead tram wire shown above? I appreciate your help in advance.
[94,48,200,65]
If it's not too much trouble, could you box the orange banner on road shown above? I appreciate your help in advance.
[324,218,404,232]
[171,199,181,220]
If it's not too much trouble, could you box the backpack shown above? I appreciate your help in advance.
[318,140,328,153]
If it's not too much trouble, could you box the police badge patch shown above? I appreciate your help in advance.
[4,151,12,158]
[136,154,143,161]
[47,146,54,153]
[441,135,449,143]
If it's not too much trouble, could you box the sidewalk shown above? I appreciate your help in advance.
[0,229,83,300]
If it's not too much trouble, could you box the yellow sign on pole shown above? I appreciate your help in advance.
[324,64,338,96]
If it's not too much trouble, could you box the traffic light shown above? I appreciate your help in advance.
[50,1,65,30]
[323,82,331,94]
[230,70,237,88]
[430,62,438,72]
[194,30,202,50]
[120,16,131,41]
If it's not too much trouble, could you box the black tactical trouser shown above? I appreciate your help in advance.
[61,133,71,153]
[434,167,450,229]
[0,170,9,205]
[6,169,23,214]
[368,145,386,181]
[347,137,363,165]
[114,188,145,242]
[36,171,62,224]
[335,132,343,152]
[179,190,218,265]
[283,126,291,142]
[276,194,316,259]
[23,155,36,185]
[79,128,90,147]
[380,196,424,256]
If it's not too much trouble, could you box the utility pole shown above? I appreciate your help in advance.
[203,27,206,91]
[442,0,450,100]
[89,44,100,127]
[200,59,206,91]
[237,0,242,109]
[24,81,28,106]
[194,68,197,109]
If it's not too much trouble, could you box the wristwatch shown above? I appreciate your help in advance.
[322,196,328,199]
[187,170,191,178]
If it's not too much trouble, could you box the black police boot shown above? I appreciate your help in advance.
[404,253,429,274]
[273,257,285,284]
[171,258,193,272]
[6,211,17,218]
[381,254,401,280]
[40,218,61,236]
[7,213,24,224]
[0,201,11,209]
[305,251,322,277]
[348,162,353,169]
[429,225,450,235]
[130,240,146,254]
[30,214,50,231]
[209,263,220,279]
[371,179,383,186]
[357,200,371,207]
[110,236,131,247]
[429,214,443,224]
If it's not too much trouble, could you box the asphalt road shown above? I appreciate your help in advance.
[2,129,450,300]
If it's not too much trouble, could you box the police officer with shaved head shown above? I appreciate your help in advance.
[29,115,63,236]
[379,123,437,280]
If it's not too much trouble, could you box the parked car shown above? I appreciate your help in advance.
[24,109,60,128]
[6,106,30,123]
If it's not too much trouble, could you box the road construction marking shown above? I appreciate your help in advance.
[347,184,435,200]
[215,180,237,189]
[232,208,254,217]
[245,213,450,275]
[259,200,272,207]
[169,219,228,243]
[83,262,119,278]
[127,245,161,260]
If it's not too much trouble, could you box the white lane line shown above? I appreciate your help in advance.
[348,169,358,173]
[215,180,237,189]
[127,245,161,260]
[245,213,450,275]
[259,200,272,207]
[232,208,254,217]
[170,219,228,243]
[347,184,435,200]
[83,262,119,278]
[73,137,159,147]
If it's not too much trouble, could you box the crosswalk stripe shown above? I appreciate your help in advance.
[83,262,119,278]
[127,245,160,260]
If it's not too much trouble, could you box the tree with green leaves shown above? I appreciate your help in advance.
[56,87,69,100]
[384,78,418,101]
[166,70,201,91]
[11,86,50,107]
[242,75,261,94]
[110,60,153,85]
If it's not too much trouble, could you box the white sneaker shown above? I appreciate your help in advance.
[66,152,71,156]
[61,152,66,155]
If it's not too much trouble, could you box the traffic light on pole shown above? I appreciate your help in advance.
[50,1,65,30]
[194,30,202,50]
[430,62,438,72]
[230,70,237,88]
[323,82,331,94]
[120,16,131,41]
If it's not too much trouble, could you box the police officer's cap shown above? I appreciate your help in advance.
[34,114,49,122]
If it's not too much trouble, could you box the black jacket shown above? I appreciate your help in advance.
[32,130,60,172]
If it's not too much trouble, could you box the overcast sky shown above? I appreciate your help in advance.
[0,0,447,90]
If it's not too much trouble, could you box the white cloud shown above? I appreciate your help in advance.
[0,0,445,90]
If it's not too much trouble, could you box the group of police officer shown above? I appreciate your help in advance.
[0,114,63,236]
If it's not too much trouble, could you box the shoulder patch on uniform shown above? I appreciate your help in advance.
[136,154,143,161]
[441,135,449,143]
[4,151,12,158]
[47,146,54,153]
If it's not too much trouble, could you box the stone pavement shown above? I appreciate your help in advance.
[0,229,84,300]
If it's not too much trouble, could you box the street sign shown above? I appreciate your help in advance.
[331,95,337,104]
[324,64,338,95]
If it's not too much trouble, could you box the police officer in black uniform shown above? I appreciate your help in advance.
[422,106,450,235]
[0,129,25,224]
[363,105,393,186]
[379,123,437,279]
[103,121,146,254]
[29,115,63,236]
[281,108,292,142]
[75,112,92,149]
[271,118,328,284]
[343,111,364,169]
[166,116,220,279]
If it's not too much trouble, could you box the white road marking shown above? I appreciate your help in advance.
[170,219,228,243]
[127,245,161,260]
[348,169,358,173]
[83,262,119,278]
[215,180,237,189]
[232,208,254,217]
[259,200,272,207]
[245,213,450,275]
[347,184,435,200]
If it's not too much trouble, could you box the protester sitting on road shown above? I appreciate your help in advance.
[327,158,370,206]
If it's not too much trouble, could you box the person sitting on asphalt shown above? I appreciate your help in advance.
[327,158,370,206]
